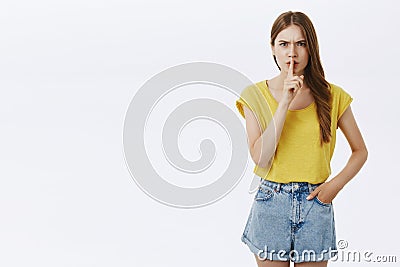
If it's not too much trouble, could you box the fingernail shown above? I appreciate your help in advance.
[306,195,311,200]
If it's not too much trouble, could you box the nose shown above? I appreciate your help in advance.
[288,43,297,58]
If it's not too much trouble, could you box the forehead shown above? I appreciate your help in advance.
[276,25,305,41]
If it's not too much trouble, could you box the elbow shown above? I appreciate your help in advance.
[250,150,265,168]
[250,153,262,167]
[354,146,368,163]
[361,143,368,162]
[363,147,368,162]
[250,153,271,169]
[256,160,268,169]
[249,142,272,169]
[258,159,271,169]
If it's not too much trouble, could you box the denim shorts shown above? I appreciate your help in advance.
[241,179,337,263]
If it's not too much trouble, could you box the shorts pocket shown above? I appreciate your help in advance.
[314,196,332,206]
[254,185,274,201]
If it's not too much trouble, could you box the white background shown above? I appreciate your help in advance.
[1,0,399,266]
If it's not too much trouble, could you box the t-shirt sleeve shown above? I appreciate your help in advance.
[235,85,256,119]
[337,86,353,120]
[235,83,272,132]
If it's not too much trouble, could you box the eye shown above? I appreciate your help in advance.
[279,42,288,47]
[297,42,306,47]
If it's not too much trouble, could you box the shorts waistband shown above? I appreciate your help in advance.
[260,179,323,193]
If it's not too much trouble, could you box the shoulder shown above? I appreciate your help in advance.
[236,80,265,118]
[329,83,345,94]
[240,80,265,96]
[237,80,267,106]
[328,82,352,100]
[328,82,353,120]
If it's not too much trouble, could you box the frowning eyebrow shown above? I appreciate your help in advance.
[278,39,306,43]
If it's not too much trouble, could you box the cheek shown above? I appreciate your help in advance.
[301,51,309,65]
[274,50,285,62]
[275,55,285,67]
[303,50,309,59]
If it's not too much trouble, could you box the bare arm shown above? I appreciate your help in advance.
[332,106,368,187]
[243,102,289,168]
[307,106,368,202]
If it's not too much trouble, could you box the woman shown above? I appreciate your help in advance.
[235,11,368,267]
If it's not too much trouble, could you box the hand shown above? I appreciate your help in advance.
[306,180,342,204]
[281,58,304,107]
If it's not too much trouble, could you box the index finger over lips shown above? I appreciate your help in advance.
[287,57,294,78]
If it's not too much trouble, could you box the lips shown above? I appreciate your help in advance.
[286,62,299,67]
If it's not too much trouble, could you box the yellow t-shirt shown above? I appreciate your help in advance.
[236,80,353,184]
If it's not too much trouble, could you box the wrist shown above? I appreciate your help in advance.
[277,100,290,110]
[329,176,346,190]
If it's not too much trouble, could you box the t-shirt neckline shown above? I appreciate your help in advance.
[262,80,315,112]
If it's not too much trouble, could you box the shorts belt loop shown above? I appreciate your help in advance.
[308,183,313,193]
[277,183,281,192]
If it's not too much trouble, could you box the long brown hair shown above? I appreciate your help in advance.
[270,11,331,145]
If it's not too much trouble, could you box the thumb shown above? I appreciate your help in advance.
[306,189,319,200]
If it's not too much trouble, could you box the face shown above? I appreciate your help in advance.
[271,24,309,76]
